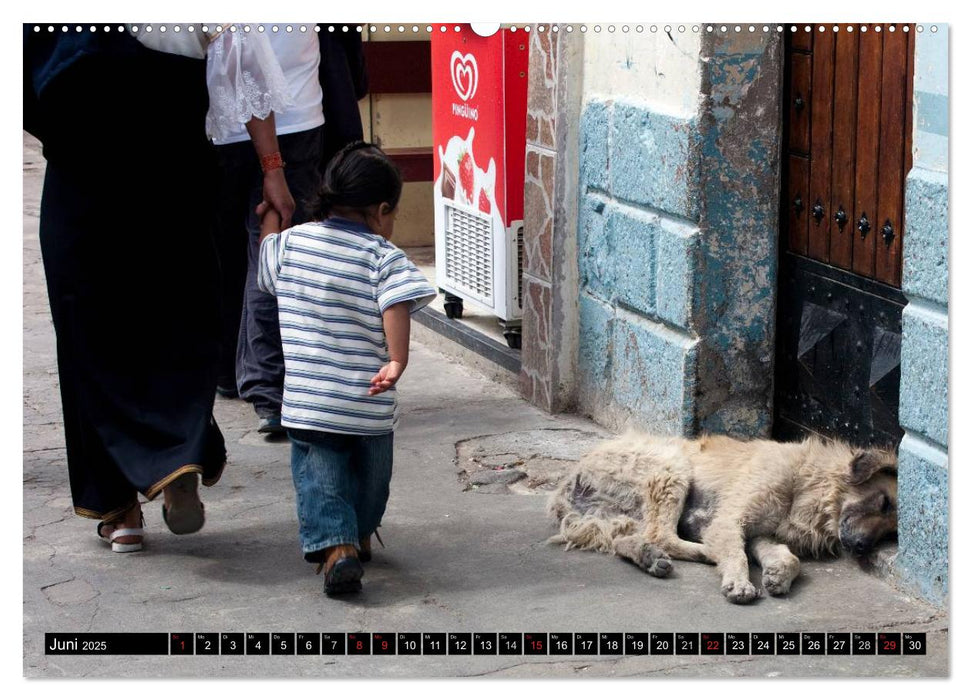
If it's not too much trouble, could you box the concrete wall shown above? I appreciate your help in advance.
[573,29,782,436]
[894,26,949,606]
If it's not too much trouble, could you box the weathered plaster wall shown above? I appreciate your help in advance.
[894,26,949,606]
[574,29,782,436]
[694,32,783,435]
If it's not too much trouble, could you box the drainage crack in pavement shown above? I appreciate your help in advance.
[227,501,284,519]
[828,615,946,633]
[879,616,947,630]
[40,576,76,592]
[461,655,623,677]
[84,594,102,632]
[164,595,205,604]
[30,515,69,532]
[630,654,760,674]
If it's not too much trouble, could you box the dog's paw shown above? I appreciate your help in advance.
[614,537,673,578]
[645,553,673,578]
[639,544,673,578]
[762,558,800,596]
[721,579,760,604]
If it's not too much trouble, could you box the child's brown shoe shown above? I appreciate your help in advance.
[319,545,363,596]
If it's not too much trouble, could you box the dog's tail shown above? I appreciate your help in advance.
[546,470,639,554]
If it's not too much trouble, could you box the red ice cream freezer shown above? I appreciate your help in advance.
[431,25,529,348]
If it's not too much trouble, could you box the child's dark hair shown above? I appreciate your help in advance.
[309,141,403,221]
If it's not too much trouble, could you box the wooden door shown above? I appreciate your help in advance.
[775,24,915,446]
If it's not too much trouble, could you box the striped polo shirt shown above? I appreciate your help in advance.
[258,217,436,435]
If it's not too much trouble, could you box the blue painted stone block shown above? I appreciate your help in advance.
[605,205,657,317]
[577,195,612,301]
[899,302,949,447]
[578,292,614,404]
[655,220,701,331]
[896,435,949,605]
[609,102,701,221]
[611,312,698,435]
[579,100,610,192]
[903,168,949,306]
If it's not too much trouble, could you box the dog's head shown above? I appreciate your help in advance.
[838,447,898,556]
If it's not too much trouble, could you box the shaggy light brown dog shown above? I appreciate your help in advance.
[547,433,898,604]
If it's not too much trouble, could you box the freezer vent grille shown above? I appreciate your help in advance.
[444,204,493,301]
[516,225,524,310]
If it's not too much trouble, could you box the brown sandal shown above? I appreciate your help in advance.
[162,473,205,535]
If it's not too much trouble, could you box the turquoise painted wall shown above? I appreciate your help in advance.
[895,26,949,606]
[575,33,781,437]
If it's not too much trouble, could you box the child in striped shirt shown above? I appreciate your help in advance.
[257,141,435,595]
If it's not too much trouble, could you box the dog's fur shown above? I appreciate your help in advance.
[547,432,898,604]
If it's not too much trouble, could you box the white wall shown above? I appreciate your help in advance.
[581,28,702,117]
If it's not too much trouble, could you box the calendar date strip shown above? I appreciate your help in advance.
[45,632,927,656]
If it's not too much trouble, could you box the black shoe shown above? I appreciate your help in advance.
[215,376,239,399]
[216,384,239,399]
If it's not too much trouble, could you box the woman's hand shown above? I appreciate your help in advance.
[261,168,295,230]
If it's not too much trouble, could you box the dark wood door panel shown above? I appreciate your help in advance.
[875,26,909,287]
[782,25,913,287]
[776,25,916,445]
[787,155,811,256]
[851,28,884,278]
[789,52,812,155]
[792,28,814,52]
[807,29,835,263]
[829,29,859,270]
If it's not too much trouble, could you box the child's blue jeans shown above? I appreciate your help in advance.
[287,428,394,560]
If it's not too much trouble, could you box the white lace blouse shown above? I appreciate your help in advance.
[204,28,294,143]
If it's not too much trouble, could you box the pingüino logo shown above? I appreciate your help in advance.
[450,51,478,100]
[450,51,479,121]
[452,103,479,121]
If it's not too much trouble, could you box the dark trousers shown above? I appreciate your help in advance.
[213,126,323,416]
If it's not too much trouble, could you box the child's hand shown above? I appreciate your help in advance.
[256,201,282,243]
[368,360,405,395]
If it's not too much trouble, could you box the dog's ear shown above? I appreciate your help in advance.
[848,448,897,485]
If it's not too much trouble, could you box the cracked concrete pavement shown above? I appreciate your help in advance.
[22,134,948,678]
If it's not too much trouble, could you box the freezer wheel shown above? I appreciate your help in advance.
[503,327,522,350]
[443,293,464,320]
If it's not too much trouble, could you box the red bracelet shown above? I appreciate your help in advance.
[260,151,285,173]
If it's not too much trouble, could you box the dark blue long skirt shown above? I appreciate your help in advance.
[31,38,226,522]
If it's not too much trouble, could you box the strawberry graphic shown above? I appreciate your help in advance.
[478,188,491,214]
[458,151,474,203]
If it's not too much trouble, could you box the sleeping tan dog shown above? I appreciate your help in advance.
[547,433,898,604]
